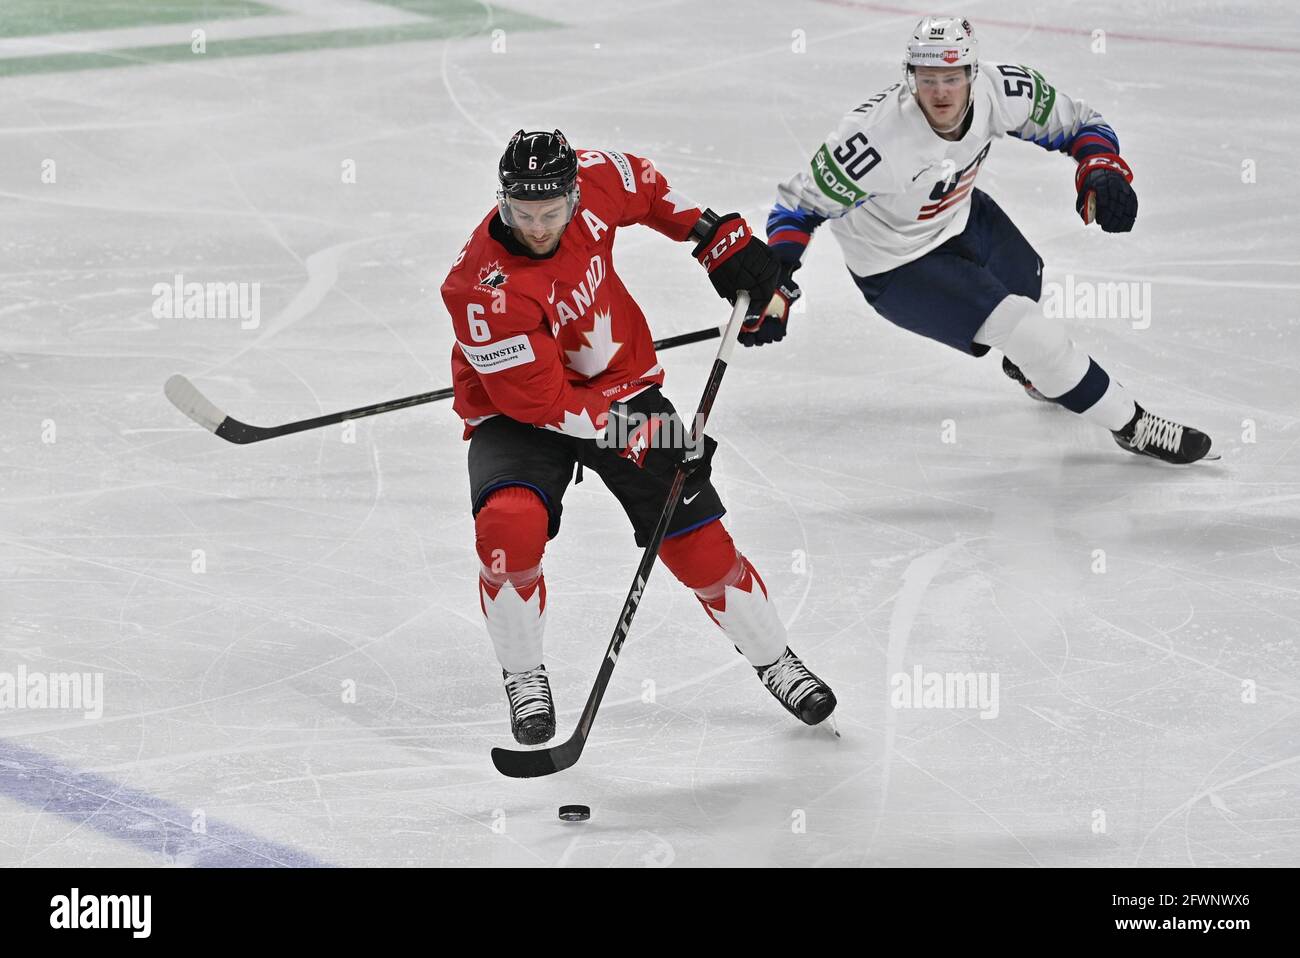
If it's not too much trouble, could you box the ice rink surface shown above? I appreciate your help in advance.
[2,0,1298,867]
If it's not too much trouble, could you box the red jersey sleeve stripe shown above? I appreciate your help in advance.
[767,228,811,246]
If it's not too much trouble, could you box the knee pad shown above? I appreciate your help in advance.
[475,485,548,583]
[659,520,738,592]
[1005,315,1089,400]
[979,296,1089,399]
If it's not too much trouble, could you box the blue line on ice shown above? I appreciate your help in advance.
[0,740,325,868]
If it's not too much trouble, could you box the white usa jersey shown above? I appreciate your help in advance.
[767,63,1119,277]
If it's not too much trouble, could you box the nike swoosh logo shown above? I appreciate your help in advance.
[683,491,701,504]
[912,165,935,182]
[547,279,559,305]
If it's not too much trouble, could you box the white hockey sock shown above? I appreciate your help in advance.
[478,563,546,674]
[975,295,1137,431]
[695,555,788,668]
[1084,379,1139,433]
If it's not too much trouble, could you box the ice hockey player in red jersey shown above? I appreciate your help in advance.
[746,16,1215,465]
[441,130,837,745]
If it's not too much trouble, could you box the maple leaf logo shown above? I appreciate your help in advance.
[564,307,622,379]
[543,407,601,439]
[700,571,763,626]
[476,261,508,289]
[661,188,697,215]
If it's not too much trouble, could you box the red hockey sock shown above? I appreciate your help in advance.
[475,486,550,673]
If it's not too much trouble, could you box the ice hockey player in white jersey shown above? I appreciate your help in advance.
[745,15,1215,464]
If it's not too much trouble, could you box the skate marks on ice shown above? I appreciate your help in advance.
[867,538,966,863]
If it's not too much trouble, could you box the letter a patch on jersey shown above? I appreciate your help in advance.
[582,208,609,241]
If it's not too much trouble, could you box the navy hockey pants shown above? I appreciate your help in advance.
[850,189,1044,357]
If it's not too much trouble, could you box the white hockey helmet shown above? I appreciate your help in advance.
[904,16,978,93]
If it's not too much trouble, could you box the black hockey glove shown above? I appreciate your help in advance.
[691,210,780,307]
[602,388,716,493]
[740,260,801,347]
[1075,153,1137,233]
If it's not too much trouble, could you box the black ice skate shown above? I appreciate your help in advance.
[1112,403,1215,464]
[757,648,837,727]
[1002,356,1051,402]
[502,665,556,745]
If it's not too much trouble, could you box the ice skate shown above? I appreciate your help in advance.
[1113,404,1216,464]
[757,648,838,726]
[503,665,556,745]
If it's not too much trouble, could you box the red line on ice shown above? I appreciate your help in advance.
[815,0,1300,56]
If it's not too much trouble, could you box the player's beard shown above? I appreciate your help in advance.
[518,231,561,255]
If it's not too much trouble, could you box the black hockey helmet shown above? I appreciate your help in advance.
[497,129,580,227]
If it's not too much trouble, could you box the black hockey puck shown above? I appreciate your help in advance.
[558,804,591,822]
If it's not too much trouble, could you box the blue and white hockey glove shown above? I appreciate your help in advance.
[1075,153,1137,233]
[740,261,801,347]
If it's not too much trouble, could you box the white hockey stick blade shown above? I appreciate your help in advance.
[164,374,227,434]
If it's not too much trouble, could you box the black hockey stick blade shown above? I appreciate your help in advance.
[490,644,623,778]
[164,374,338,444]
[490,734,582,778]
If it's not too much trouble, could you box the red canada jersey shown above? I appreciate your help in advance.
[441,148,705,439]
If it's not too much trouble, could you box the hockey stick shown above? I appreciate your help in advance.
[164,325,724,445]
[490,292,750,779]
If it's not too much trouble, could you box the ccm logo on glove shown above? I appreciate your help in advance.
[690,210,780,306]
[696,222,750,269]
